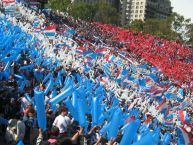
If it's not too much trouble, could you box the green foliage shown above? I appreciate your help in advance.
[68,2,97,21]
[170,12,192,43]
[143,18,177,40]
[127,20,144,32]
[47,0,193,45]
[48,0,71,12]
[186,23,193,45]
[68,1,119,25]
[127,13,193,44]
[128,18,178,40]
[93,2,119,25]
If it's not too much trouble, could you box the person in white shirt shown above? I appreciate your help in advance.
[52,106,71,135]
[5,119,26,144]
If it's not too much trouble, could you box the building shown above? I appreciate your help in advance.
[120,0,172,25]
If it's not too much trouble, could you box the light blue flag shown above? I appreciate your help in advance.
[132,132,155,145]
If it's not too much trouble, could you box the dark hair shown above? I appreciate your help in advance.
[59,106,68,114]
[51,126,60,137]
[59,138,72,145]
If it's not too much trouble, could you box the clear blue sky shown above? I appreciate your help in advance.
[171,0,193,22]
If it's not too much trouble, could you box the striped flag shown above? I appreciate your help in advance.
[76,46,84,54]
[156,98,168,112]
[4,3,16,13]
[85,53,97,62]
[177,126,193,145]
[146,85,165,97]
[95,47,108,55]
[33,27,42,33]
[162,118,173,127]
[44,25,56,37]
[178,110,191,127]
[164,86,177,100]
[32,17,40,29]
[100,77,108,85]
[105,54,116,62]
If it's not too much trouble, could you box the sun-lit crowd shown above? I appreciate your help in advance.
[0,2,192,145]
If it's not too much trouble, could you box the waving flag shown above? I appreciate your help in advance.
[162,118,173,127]
[85,53,97,62]
[117,69,129,85]
[164,86,177,100]
[44,25,56,37]
[177,88,184,100]
[32,17,40,29]
[105,54,116,62]
[63,28,75,38]
[76,46,84,54]
[156,98,168,112]
[95,47,108,55]
[178,110,191,127]
[146,85,165,98]
[115,59,124,67]
[177,126,193,145]
[100,77,109,85]
[102,63,111,77]
[33,27,42,33]
[145,75,156,88]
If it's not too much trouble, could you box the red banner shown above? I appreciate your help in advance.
[2,0,15,4]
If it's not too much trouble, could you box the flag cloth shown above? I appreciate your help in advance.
[178,110,191,127]
[76,46,84,54]
[95,47,108,55]
[44,25,57,37]
[132,132,155,145]
[177,126,193,145]
[156,98,168,112]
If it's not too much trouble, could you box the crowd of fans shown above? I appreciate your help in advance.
[43,10,193,89]
[0,2,193,145]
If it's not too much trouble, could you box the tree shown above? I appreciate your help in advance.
[143,18,178,40]
[125,12,193,43]
[93,2,119,25]
[127,18,178,41]
[48,0,71,12]
[68,1,119,25]
[128,20,144,32]
[186,23,193,45]
[171,12,192,42]
[68,2,97,21]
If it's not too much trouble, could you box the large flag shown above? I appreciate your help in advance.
[145,85,165,98]
[178,110,192,127]
[177,126,193,145]
[44,25,57,37]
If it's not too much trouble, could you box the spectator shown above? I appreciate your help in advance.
[52,107,71,137]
